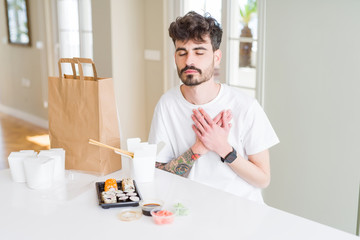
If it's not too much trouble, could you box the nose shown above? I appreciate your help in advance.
[185,52,195,66]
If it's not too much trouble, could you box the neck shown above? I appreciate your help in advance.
[181,79,221,105]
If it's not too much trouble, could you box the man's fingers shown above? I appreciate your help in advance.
[192,124,199,135]
[193,109,210,131]
[214,109,232,126]
[198,108,213,126]
[193,108,232,129]
[192,114,206,134]
[225,110,232,122]
[222,110,232,129]
[192,124,204,140]
[213,111,223,125]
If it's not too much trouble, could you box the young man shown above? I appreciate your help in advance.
[148,11,279,203]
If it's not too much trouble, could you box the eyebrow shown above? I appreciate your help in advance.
[175,46,208,52]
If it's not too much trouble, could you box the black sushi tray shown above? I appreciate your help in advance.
[95,180,142,209]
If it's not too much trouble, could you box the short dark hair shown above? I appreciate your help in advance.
[168,11,223,51]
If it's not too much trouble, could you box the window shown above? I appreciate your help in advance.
[228,0,258,98]
[56,0,93,75]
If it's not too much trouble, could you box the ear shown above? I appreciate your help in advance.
[214,49,222,67]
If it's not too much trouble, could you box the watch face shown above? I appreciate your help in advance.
[224,148,237,163]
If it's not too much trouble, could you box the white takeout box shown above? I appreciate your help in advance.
[8,151,37,182]
[124,138,157,183]
[23,156,55,190]
[38,149,65,181]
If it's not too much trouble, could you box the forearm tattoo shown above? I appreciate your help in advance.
[155,148,201,177]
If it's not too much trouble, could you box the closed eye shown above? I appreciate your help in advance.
[177,50,187,56]
[176,47,187,57]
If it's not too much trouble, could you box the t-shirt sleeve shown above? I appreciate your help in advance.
[148,101,175,163]
[242,100,279,155]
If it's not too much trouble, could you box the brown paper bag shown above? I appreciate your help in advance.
[48,58,122,175]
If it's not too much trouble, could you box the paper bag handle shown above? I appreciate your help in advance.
[73,58,98,81]
[58,58,98,81]
[58,58,77,79]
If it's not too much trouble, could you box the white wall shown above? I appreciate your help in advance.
[92,0,113,77]
[110,0,147,146]
[144,0,166,137]
[110,0,166,148]
[0,0,49,122]
[263,0,360,234]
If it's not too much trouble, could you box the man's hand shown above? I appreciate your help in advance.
[213,109,232,128]
[191,108,233,157]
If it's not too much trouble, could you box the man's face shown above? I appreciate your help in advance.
[174,36,221,86]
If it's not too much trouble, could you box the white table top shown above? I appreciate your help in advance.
[0,168,358,240]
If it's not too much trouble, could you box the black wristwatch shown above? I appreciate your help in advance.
[221,147,237,163]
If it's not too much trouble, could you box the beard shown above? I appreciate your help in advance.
[177,63,214,86]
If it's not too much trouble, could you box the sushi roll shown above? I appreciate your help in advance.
[123,189,135,194]
[126,192,137,197]
[116,193,126,198]
[114,190,123,195]
[116,193,126,201]
[101,190,115,197]
[122,178,135,192]
[103,194,116,204]
[130,196,140,202]
[101,191,115,201]
[104,178,118,192]
[118,196,129,202]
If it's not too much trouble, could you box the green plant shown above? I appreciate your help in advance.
[239,0,257,27]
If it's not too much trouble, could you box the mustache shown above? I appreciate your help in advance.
[180,65,202,75]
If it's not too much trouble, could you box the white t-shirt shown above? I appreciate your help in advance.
[148,84,279,203]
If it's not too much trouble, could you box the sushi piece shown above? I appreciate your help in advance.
[114,190,123,195]
[116,194,126,201]
[118,196,129,202]
[116,193,126,198]
[122,178,135,192]
[101,191,115,201]
[123,189,135,193]
[103,194,116,204]
[104,178,118,192]
[126,192,137,197]
[101,191,115,197]
[130,196,140,202]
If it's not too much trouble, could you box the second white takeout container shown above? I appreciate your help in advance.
[23,156,55,190]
